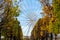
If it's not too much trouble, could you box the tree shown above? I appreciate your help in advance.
[31,18,47,40]
[0,0,23,40]
[52,0,60,34]
[52,0,60,40]
[31,0,55,40]
[40,0,60,40]
[40,0,55,40]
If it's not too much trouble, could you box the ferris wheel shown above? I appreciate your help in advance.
[17,0,42,36]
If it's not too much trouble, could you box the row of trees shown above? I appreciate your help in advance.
[31,0,60,40]
[0,0,23,40]
[52,0,60,40]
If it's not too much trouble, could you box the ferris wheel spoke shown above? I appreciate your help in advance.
[21,19,30,22]
[24,0,29,10]
[20,7,27,13]
[20,20,31,21]
[22,22,30,30]
[21,13,30,18]
[25,22,31,26]
[23,25,29,31]
[24,23,32,34]
[22,24,30,34]
[20,5,29,13]
[21,22,31,24]
[21,5,26,11]
[24,14,31,19]
[20,15,32,20]
[32,15,36,20]
[24,27,29,34]
[26,27,31,36]
[21,21,31,24]
[21,21,31,26]
[20,18,31,21]
[26,22,32,36]
[24,25,31,35]
[20,1,26,9]
[26,14,33,20]
[20,16,31,20]
[27,0,31,10]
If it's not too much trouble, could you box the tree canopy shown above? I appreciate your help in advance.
[0,0,23,40]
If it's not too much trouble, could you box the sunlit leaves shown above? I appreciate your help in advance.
[31,0,55,39]
[0,0,23,40]
[52,0,60,34]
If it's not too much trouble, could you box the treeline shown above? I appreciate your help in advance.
[31,0,60,40]
[0,0,60,40]
[0,0,23,40]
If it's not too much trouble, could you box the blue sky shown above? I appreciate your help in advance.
[17,0,42,36]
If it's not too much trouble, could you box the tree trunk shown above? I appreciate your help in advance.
[18,29,20,40]
[0,28,1,40]
[9,30,13,40]
[10,34,13,40]
[45,32,48,40]
[41,37,45,40]
[55,34,57,40]
[46,36,48,40]
[13,36,17,40]
[50,33,53,40]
